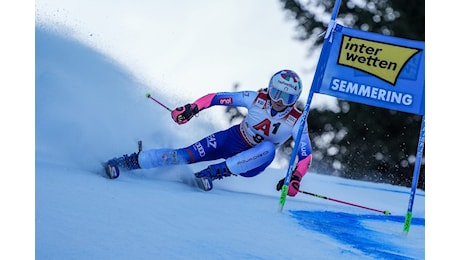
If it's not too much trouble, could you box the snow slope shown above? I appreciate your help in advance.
[35,25,425,259]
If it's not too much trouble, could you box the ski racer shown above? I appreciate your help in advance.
[104,69,313,196]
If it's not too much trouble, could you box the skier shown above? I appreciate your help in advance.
[105,69,312,196]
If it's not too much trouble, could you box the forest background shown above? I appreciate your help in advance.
[224,0,425,189]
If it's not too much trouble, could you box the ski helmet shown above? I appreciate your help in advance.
[267,69,302,106]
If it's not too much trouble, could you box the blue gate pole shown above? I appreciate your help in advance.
[403,115,425,233]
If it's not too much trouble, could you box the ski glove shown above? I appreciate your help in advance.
[171,103,200,125]
[275,155,312,197]
[276,171,303,197]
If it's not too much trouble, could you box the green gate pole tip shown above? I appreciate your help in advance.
[403,211,413,233]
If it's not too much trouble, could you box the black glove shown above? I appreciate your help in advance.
[276,178,285,191]
[171,103,199,125]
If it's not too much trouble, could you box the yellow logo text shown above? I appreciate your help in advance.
[338,35,421,85]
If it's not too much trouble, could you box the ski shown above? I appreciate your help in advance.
[194,176,213,191]
[103,162,120,179]
[180,172,213,192]
[103,140,215,192]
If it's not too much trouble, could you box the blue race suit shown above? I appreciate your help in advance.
[138,88,312,178]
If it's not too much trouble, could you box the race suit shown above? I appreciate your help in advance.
[138,88,312,177]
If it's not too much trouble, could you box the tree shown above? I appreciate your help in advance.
[278,0,425,189]
[280,0,424,44]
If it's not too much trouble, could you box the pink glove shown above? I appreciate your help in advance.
[287,171,302,196]
[276,154,312,197]
[171,103,199,125]
[276,171,302,196]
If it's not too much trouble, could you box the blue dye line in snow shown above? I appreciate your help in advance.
[290,210,424,260]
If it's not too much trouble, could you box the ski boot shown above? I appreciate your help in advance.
[194,161,234,191]
[104,152,140,179]
[105,141,142,179]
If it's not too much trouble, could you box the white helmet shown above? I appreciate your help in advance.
[268,69,302,106]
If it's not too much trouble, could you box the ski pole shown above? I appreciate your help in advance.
[298,190,391,215]
[146,93,173,112]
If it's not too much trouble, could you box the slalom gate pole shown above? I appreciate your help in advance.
[298,190,391,215]
[403,116,425,234]
[277,0,342,213]
[146,93,173,112]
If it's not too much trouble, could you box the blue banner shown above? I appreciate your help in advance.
[313,24,425,115]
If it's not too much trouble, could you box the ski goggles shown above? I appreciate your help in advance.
[268,87,297,106]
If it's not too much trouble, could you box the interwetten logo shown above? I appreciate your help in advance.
[338,35,422,85]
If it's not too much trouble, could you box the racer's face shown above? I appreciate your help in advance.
[271,99,288,112]
[268,87,297,106]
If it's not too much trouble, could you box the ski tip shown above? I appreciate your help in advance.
[103,163,120,179]
[146,93,151,98]
[195,176,213,192]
